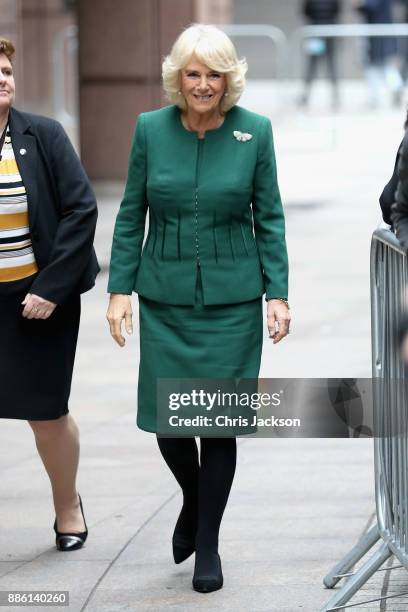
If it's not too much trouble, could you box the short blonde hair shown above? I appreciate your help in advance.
[162,24,247,113]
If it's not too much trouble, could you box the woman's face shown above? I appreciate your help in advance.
[180,54,226,115]
[0,53,15,113]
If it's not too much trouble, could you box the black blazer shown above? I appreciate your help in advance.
[379,142,401,226]
[8,107,99,304]
[392,133,408,250]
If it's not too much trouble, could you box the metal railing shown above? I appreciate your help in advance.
[220,24,288,80]
[293,22,408,42]
[321,228,408,611]
[291,24,408,78]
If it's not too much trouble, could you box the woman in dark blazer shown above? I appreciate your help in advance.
[107,24,290,592]
[0,38,99,550]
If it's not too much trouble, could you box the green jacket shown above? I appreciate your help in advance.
[108,104,288,305]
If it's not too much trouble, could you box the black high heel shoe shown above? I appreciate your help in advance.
[192,550,223,593]
[172,531,195,564]
[54,494,88,552]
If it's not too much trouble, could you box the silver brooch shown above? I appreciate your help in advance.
[233,130,252,142]
[19,148,27,155]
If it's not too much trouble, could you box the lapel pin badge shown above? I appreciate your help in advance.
[19,148,27,155]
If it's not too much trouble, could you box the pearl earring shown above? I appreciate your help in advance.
[178,91,182,95]
[224,92,229,97]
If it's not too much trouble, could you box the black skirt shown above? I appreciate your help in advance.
[0,274,80,420]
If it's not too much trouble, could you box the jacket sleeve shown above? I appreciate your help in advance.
[391,134,408,249]
[29,121,98,304]
[380,143,401,225]
[252,117,289,300]
[107,114,148,294]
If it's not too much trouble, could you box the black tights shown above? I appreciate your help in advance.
[156,436,237,553]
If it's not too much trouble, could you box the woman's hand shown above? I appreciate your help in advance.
[107,294,133,347]
[21,293,57,319]
[267,299,291,344]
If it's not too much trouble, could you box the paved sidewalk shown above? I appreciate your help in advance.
[1,82,405,611]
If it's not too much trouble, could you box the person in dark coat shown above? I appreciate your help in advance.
[356,0,403,106]
[379,145,400,225]
[391,124,408,245]
[300,0,341,108]
[357,0,396,62]
[380,108,408,232]
[0,38,99,551]
[391,128,408,361]
[380,111,408,358]
[392,134,408,357]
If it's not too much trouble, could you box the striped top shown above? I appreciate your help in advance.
[0,127,38,282]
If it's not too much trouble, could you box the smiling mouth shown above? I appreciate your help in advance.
[193,94,213,101]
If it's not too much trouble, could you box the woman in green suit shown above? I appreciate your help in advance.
[107,24,290,593]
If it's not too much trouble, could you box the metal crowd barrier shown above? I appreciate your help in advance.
[291,24,408,78]
[220,24,288,80]
[321,227,408,611]
[223,23,408,80]
[292,22,408,44]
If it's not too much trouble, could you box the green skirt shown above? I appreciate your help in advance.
[137,267,263,434]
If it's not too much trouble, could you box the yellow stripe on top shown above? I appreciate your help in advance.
[0,157,19,175]
[0,129,38,282]
[0,212,30,229]
[0,158,18,174]
[0,262,39,282]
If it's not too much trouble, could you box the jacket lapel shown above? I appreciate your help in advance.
[8,108,38,229]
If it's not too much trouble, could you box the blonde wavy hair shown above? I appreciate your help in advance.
[162,24,247,113]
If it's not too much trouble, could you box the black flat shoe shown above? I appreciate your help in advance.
[54,494,88,552]
[172,532,195,564]
[192,551,223,593]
